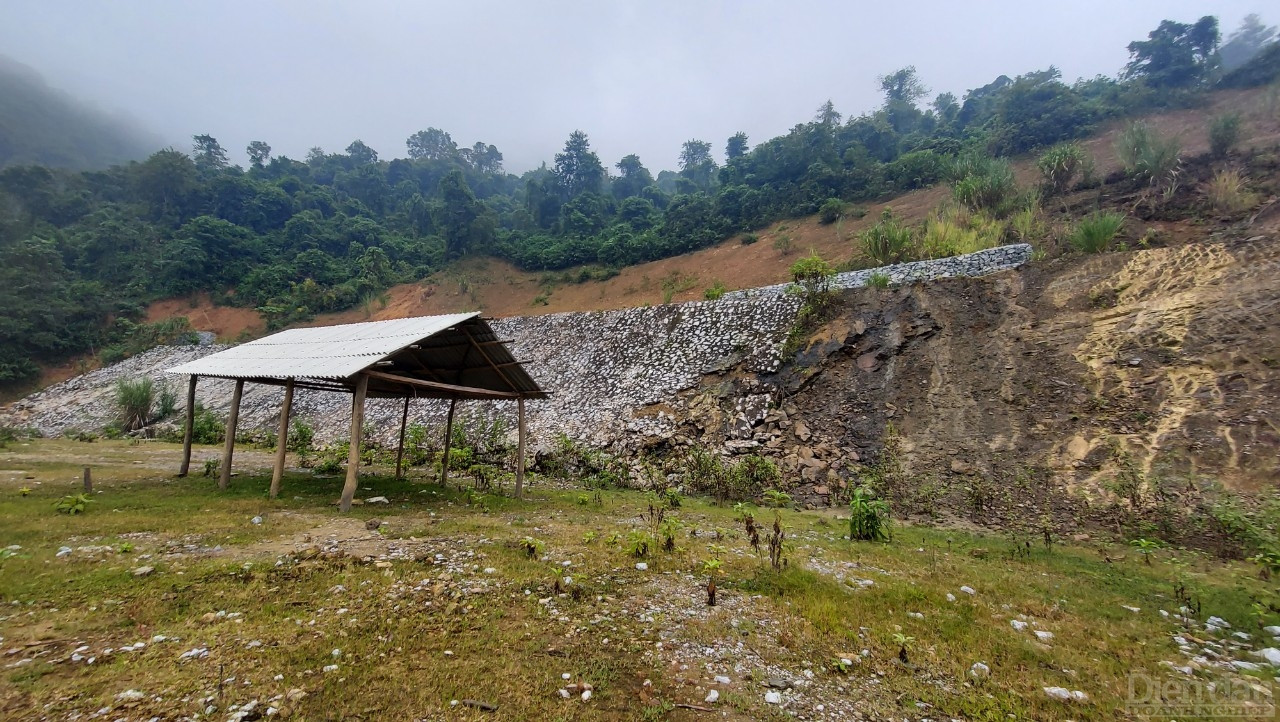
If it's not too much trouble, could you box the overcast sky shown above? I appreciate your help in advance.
[0,1,1265,173]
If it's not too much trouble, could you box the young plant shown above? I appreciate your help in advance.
[626,530,653,558]
[54,494,92,515]
[702,559,722,606]
[867,271,890,289]
[1130,537,1159,566]
[737,504,761,555]
[762,489,792,508]
[658,518,681,553]
[1206,169,1255,214]
[18,486,32,497]
[892,632,916,664]
[767,513,786,570]
[519,536,544,559]
[582,530,597,544]
[1251,550,1280,581]
[848,486,891,542]
[860,208,913,264]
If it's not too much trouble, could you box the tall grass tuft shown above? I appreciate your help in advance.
[1115,122,1181,190]
[849,486,891,542]
[951,156,1020,217]
[115,377,155,432]
[1036,143,1087,196]
[1206,169,1255,214]
[1070,212,1126,254]
[1208,113,1241,158]
[860,209,913,265]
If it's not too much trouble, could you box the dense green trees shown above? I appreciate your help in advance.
[0,13,1274,388]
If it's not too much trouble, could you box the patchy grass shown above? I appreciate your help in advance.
[1,440,1277,720]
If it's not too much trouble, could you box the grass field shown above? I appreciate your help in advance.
[1,439,1277,721]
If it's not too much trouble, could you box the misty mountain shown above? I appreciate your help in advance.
[0,54,160,170]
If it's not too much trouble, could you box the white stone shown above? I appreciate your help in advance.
[322,664,338,673]
[714,675,730,684]
[705,690,719,703]
[1206,616,1231,630]
[367,496,389,504]
[1256,648,1280,666]
[1011,620,1028,631]
[764,691,782,704]
[946,593,956,602]
[960,586,976,595]
[251,516,263,525]
[1035,631,1054,641]
[970,662,990,681]
[115,690,145,702]
[581,690,592,701]
[635,563,648,571]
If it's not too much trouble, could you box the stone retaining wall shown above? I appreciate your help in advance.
[2,244,1034,458]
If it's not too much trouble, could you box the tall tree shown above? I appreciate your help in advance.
[1124,16,1220,88]
[678,139,717,192]
[612,154,654,201]
[345,140,379,165]
[459,141,503,174]
[725,132,749,161]
[406,128,457,161]
[433,170,490,258]
[1220,14,1277,71]
[552,130,605,200]
[878,67,929,134]
[192,134,228,171]
[814,100,842,127]
[932,92,959,125]
[246,141,272,169]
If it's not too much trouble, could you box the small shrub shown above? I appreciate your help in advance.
[1010,205,1046,244]
[867,272,890,288]
[1205,169,1255,214]
[54,494,92,515]
[848,486,891,541]
[789,253,835,295]
[767,513,786,569]
[740,232,759,245]
[114,377,155,432]
[860,209,913,265]
[772,234,793,254]
[1130,537,1160,565]
[951,156,1019,217]
[1115,122,1180,190]
[1208,113,1241,158]
[818,197,845,224]
[919,208,1004,258]
[1069,211,1126,254]
[202,458,221,477]
[287,418,314,454]
[703,280,727,300]
[1036,143,1086,196]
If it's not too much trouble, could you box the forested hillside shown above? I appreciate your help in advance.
[1,14,1277,390]
[0,55,158,170]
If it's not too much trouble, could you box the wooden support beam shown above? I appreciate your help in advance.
[460,326,521,394]
[363,369,519,400]
[269,378,295,499]
[439,398,457,487]
[219,379,244,490]
[515,397,526,499]
[340,374,369,512]
[394,395,410,480]
[179,375,198,477]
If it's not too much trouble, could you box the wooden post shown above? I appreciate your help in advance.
[515,397,526,499]
[219,379,244,490]
[269,378,295,499]
[82,467,92,493]
[394,395,410,480]
[438,398,457,487]
[339,374,369,512]
[178,375,198,477]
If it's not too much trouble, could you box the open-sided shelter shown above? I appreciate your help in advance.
[166,313,547,510]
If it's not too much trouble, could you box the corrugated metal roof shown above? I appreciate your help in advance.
[167,313,479,380]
